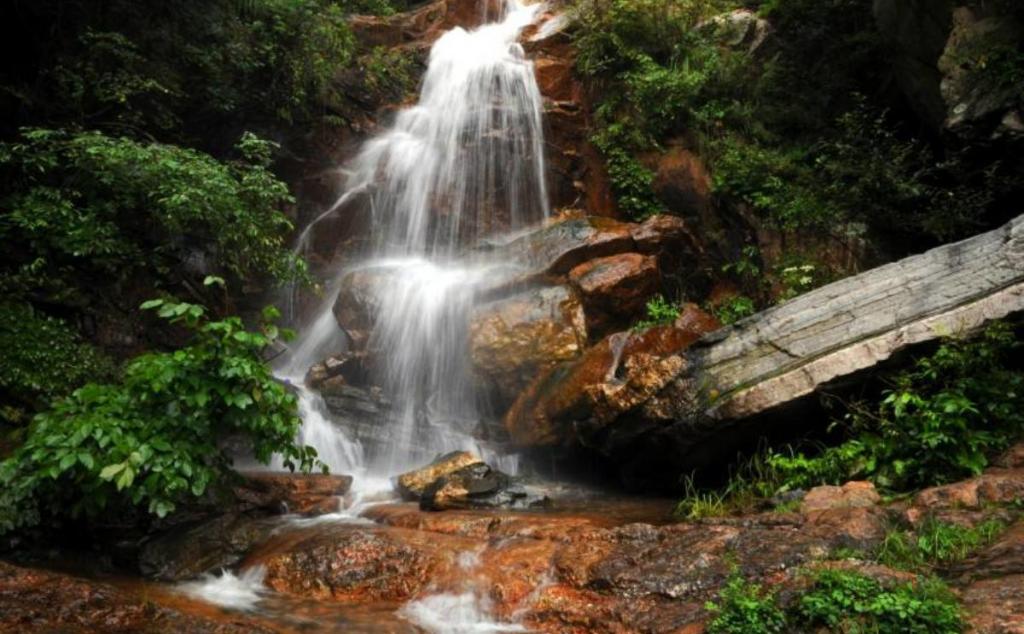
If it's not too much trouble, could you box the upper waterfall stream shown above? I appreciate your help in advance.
[276,0,549,490]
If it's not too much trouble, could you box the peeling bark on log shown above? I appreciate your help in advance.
[690,213,1024,422]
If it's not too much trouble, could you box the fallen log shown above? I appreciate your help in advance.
[506,214,1024,482]
[694,213,1023,421]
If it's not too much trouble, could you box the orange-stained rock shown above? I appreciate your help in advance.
[952,521,1024,633]
[804,506,888,550]
[470,284,588,405]
[569,252,660,337]
[505,304,719,447]
[236,472,352,515]
[534,57,578,102]
[995,443,1024,469]
[913,469,1024,510]
[246,523,475,603]
[652,147,713,220]
[396,450,483,500]
[801,481,880,514]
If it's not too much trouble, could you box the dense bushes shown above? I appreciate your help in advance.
[0,304,114,428]
[0,129,303,299]
[0,294,317,534]
[570,0,1015,247]
[707,569,964,634]
[0,0,403,145]
[769,323,1023,492]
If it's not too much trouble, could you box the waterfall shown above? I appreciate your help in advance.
[278,0,550,480]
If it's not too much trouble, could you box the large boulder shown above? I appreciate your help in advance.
[698,9,773,53]
[470,284,588,405]
[504,304,720,448]
[483,214,699,277]
[568,252,660,338]
[938,6,1024,139]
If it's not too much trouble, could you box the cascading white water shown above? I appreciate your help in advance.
[279,0,550,483]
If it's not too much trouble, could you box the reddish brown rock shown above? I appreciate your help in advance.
[953,521,1024,633]
[237,472,353,515]
[913,469,1024,510]
[801,481,880,514]
[0,561,274,633]
[247,524,473,602]
[505,304,719,448]
[569,252,660,337]
[995,443,1024,469]
[470,284,588,405]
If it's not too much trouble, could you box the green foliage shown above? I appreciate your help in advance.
[675,474,728,519]
[776,259,827,302]
[769,323,1024,492]
[6,0,368,137]
[712,295,756,325]
[0,303,114,426]
[707,568,965,634]
[877,517,1007,572]
[797,569,963,634]
[572,0,1014,241]
[706,573,786,634]
[359,46,418,98]
[0,297,318,534]
[633,294,681,330]
[572,0,728,218]
[0,128,304,303]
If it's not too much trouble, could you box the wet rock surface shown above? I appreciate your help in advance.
[0,560,274,633]
[504,303,720,450]
[470,284,588,405]
[396,452,547,511]
[5,454,1024,633]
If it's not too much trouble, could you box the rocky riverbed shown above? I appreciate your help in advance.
[3,444,1024,633]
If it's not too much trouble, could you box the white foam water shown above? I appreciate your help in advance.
[177,566,267,611]
[400,593,529,634]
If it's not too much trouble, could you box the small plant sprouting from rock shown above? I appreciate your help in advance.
[706,568,965,634]
[633,294,681,330]
[877,517,1008,572]
[706,572,786,634]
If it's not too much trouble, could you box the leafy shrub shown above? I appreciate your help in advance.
[0,128,304,303]
[707,569,964,634]
[6,0,363,138]
[706,573,786,634]
[0,303,114,427]
[769,323,1023,492]
[877,517,1007,571]
[797,569,963,634]
[0,294,318,534]
[712,296,756,325]
[633,294,681,330]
